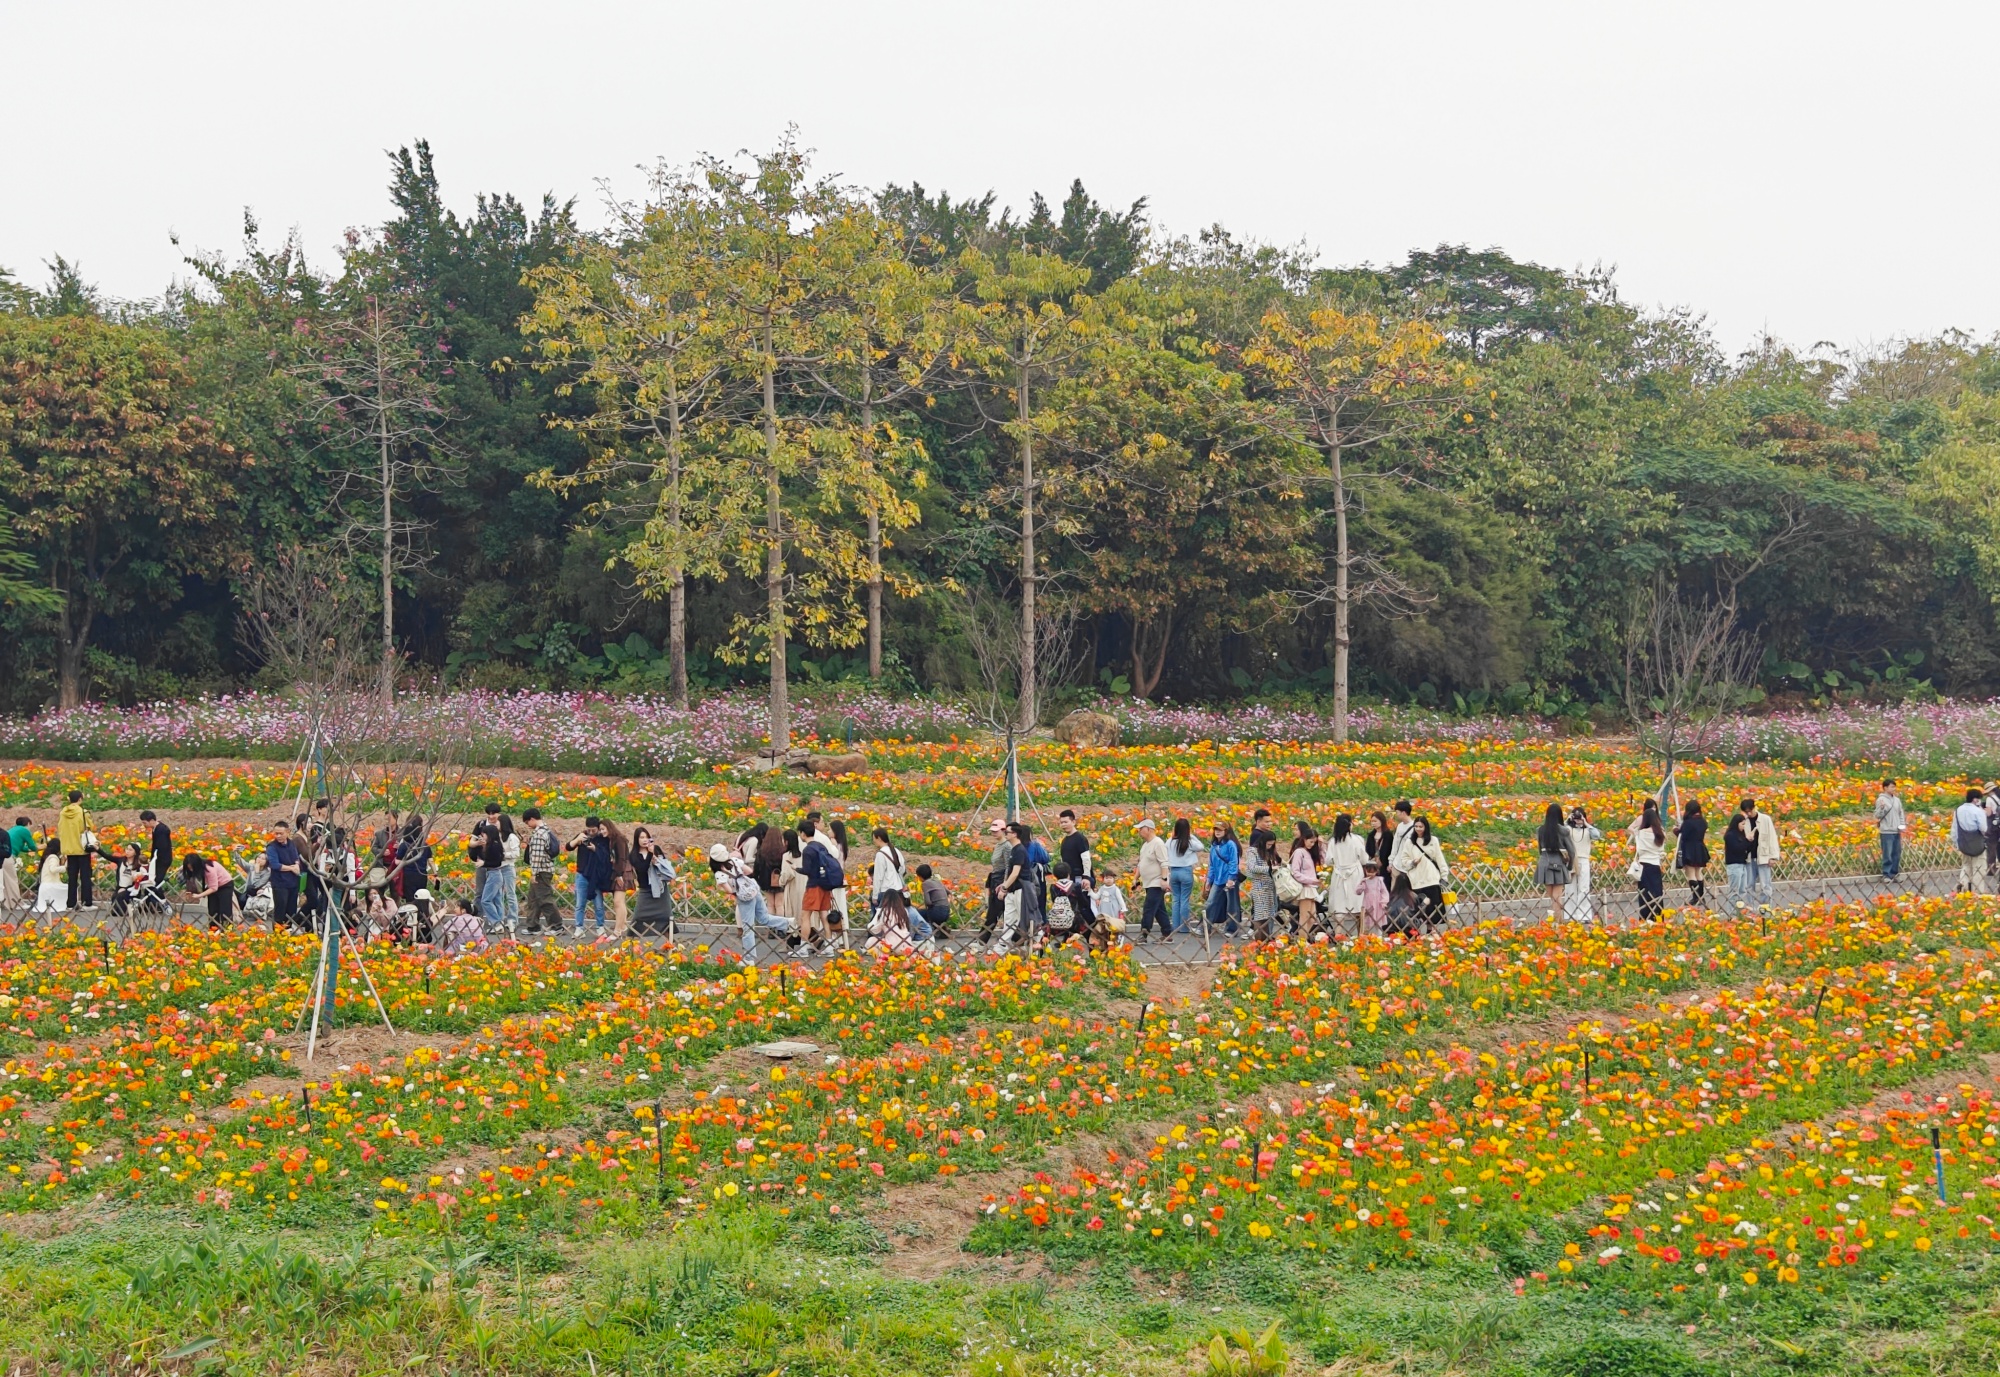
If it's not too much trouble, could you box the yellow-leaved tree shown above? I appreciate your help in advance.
[1243,302,1477,740]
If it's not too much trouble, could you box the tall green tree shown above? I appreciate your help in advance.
[0,315,243,707]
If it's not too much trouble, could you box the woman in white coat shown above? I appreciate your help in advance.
[1323,813,1368,936]
[1563,806,1602,923]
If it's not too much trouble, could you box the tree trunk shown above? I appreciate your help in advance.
[1330,429,1350,745]
[762,313,789,753]
[1017,361,1037,735]
[56,598,88,711]
[379,395,395,709]
[665,343,688,709]
[1132,610,1173,699]
[863,384,882,680]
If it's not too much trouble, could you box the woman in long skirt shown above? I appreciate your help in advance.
[1243,833,1280,940]
[1324,814,1367,937]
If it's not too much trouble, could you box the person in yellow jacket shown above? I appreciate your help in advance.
[57,791,94,909]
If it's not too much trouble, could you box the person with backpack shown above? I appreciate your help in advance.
[1954,787,1991,895]
[521,808,561,935]
[3,816,31,910]
[799,821,844,951]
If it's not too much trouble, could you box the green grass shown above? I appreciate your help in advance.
[8,1201,2000,1375]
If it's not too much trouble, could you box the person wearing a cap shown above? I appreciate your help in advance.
[979,818,1012,942]
[709,842,797,963]
[1135,819,1171,941]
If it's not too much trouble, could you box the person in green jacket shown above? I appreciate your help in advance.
[1,815,29,908]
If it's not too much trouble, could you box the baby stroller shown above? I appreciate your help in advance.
[237,856,274,924]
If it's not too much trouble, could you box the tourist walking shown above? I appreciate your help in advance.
[1741,798,1780,904]
[799,821,843,950]
[1204,821,1241,934]
[1954,787,1991,895]
[1324,814,1366,936]
[521,809,560,935]
[1564,806,1602,923]
[1676,800,1710,907]
[1394,818,1449,929]
[1874,779,1906,879]
[1135,819,1171,940]
[1535,803,1574,918]
[58,790,93,909]
[1164,818,1204,935]
[827,819,852,939]
[1057,809,1092,881]
[1629,800,1667,921]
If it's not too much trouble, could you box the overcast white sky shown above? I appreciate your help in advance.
[3,0,1993,352]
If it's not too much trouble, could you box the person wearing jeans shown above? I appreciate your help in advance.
[1163,819,1204,935]
[1740,798,1780,905]
[711,844,795,963]
[1203,822,1241,934]
[1874,779,1905,879]
[566,817,613,937]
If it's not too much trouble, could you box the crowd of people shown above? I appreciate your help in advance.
[12,774,2000,963]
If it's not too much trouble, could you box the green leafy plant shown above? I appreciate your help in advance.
[1205,1320,1286,1376]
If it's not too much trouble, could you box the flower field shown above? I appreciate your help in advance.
[8,716,2000,1375]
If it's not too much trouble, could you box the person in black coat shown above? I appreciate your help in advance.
[1721,807,1752,908]
[1675,800,1710,906]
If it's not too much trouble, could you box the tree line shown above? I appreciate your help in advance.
[1,135,1996,737]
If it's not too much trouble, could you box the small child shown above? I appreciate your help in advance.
[1359,861,1389,935]
[1090,864,1128,951]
